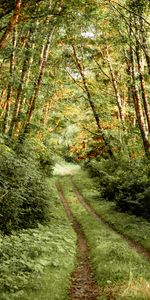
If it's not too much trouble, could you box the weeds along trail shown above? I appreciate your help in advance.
[56,175,150,299]
[70,176,150,262]
[56,180,100,300]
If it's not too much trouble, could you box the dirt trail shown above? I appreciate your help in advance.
[70,177,150,262]
[56,180,100,300]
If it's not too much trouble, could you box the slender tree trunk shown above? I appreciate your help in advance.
[3,29,17,133]
[134,18,150,133]
[0,88,7,118]
[105,44,125,122]
[139,17,150,75]
[136,42,150,133]
[129,19,150,156]
[22,28,54,135]
[9,28,34,136]
[0,0,22,49]
[42,100,52,126]
[15,44,35,130]
[71,44,114,157]
[123,48,133,104]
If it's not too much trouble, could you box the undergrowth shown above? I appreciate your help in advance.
[83,156,150,221]
[73,170,150,251]
[0,137,53,233]
[0,179,77,300]
[61,176,150,299]
[0,136,77,299]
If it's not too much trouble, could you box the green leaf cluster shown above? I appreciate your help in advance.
[0,139,54,234]
[84,156,150,220]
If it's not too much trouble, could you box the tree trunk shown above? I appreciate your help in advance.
[135,42,150,133]
[129,22,150,156]
[134,17,150,133]
[42,100,52,126]
[0,88,7,118]
[22,28,54,135]
[139,17,150,75]
[71,43,114,158]
[2,29,17,133]
[0,0,22,49]
[105,44,125,122]
[8,28,34,136]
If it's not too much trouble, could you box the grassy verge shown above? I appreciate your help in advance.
[0,178,77,300]
[73,170,150,251]
[61,176,150,300]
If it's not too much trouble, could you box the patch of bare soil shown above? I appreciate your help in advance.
[56,181,100,300]
[70,177,150,262]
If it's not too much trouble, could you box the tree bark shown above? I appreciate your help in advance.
[129,19,150,156]
[0,88,7,118]
[0,0,22,49]
[135,40,150,133]
[8,28,34,136]
[22,28,54,135]
[42,100,52,126]
[71,43,114,158]
[104,44,125,122]
[133,15,150,133]
[2,29,17,133]
[139,17,150,75]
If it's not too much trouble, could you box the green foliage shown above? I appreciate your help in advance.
[0,187,76,300]
[19,137,54,176]
[0,139,54,234]
[84,156,150,220]
[128,0,149,12]
[73,170,150,250]
[61,176,150,299]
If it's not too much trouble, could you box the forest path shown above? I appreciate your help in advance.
[70,176,150,262]
[54,161,150,262]
[53,162,80,176]
[56,180,100,300]
[55,166,150,299]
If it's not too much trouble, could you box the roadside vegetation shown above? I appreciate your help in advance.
[0,177,76,300]
[83,157,150,221]
[0,138,77,300]
[60,175,150,299]
[73,169,150,251]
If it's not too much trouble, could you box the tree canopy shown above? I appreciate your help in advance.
[0,0,149,159]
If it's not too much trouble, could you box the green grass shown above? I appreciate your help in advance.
[0,179,77,300]
[73,170,150,251]
[60,176,150,300]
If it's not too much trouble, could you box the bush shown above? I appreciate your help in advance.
[84,158,123,201]
[0,141,53,234]
[84,156,150,221]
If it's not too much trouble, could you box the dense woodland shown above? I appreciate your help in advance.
[0,1,150,299]
[0,0,150,229]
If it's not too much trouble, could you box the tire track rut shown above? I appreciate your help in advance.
[70,176,150,262]
[56,180,100,300]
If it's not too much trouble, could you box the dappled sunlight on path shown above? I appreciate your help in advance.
[53,162,80,176]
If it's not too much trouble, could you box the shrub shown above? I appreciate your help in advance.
[0,141,53,234]
[84,156,150,221]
